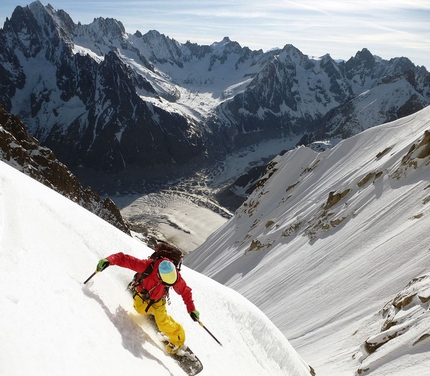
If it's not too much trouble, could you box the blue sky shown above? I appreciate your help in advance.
[1,0,430,69]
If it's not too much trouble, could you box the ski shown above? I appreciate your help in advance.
[134,313,203,375]
[162,339,203,376]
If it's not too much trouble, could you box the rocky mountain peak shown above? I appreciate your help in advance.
[3,0,70,58]
[345,47,376,74]
[210,36,242,55]
[138,29,185,65]
[355,47,375,64]
[89,16,126,38]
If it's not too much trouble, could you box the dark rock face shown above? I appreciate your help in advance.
[0,104,130,234]
[40,49,205,173]
[0,2,205,178]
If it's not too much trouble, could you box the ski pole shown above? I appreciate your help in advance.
[83,264,108,284]
[197,320,222,346]
[83,271,98,284]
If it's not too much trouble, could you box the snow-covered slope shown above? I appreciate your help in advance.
[186,105,430,375]
[0,161,311,376]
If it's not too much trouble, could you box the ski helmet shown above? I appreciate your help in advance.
[158,260,177,285]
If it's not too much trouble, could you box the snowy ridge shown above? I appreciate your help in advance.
[0,160,311,376]
[186,106,430,375]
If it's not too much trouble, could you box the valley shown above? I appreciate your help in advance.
[112,136,302,252]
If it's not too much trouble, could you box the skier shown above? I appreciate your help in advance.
[96,251,200,354]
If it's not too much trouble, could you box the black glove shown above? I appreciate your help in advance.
[97,258,110,272]
[190,310,200,322]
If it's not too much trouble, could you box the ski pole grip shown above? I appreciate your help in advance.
[100,263,108,272]
[83,263,108,284]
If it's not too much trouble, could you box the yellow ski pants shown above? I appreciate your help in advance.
[133,294,186,347]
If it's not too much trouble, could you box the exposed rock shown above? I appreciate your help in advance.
[355,274,430,374]
[0,104,130,234]
[323,189,351,210]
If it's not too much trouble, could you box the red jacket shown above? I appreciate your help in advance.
[107,252,196,313]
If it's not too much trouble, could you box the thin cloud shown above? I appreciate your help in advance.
[0,0,429,68]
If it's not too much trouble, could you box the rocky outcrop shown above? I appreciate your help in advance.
[0,104,130,234]
[355,274,430,375]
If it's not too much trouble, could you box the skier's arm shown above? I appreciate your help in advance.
[105,252,151,273]
[173,275,196,313]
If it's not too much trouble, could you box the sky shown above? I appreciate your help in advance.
[0,0,430,69]
[0,159,311,376]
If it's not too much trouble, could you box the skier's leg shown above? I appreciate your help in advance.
[133,294,151,315]
[151,299,186,347]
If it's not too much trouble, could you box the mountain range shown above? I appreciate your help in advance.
[1,1,429,194]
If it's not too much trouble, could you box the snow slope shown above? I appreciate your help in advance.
[0,161,311,376]
[187,105,430,375]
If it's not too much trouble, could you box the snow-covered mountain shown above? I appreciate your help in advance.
[0,103,129,233]
[0,159,313,376]
[186,105,430,375]
[1,1,429,193]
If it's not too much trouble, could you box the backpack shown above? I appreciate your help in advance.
[127,241,183,291]
[150,242,183,270]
